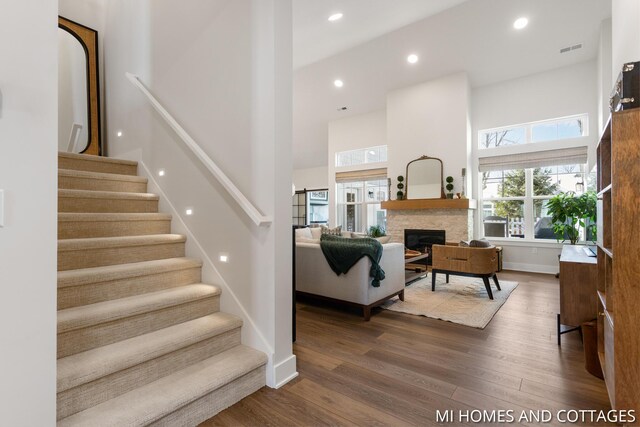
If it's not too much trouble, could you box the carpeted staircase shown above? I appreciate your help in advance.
[56,152,267,426]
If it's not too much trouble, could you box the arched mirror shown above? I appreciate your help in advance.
[406,155,445,199]
[58,16,101,155]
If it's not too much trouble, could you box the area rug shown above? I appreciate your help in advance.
[380,274,518,329]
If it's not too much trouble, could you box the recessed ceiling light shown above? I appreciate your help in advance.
[407,54,419,64]
[513,17,528,30]
[219,254,229,263]
[334,79,344,88]
[328,13,343,22]
[116,131,123,137]
[158,169,166,177]
[185,208,193,216]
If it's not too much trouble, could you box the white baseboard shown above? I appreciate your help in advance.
[272,355,298,389]
[503,262,557,275]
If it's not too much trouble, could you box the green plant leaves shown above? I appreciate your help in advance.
[547,191,597,244]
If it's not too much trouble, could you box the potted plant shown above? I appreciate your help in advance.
[546,191,597,245]
[396,175,405,200]
[445,176,454,199]
[368,225,386,238]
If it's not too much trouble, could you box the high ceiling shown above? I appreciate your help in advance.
[292,0,469,69]
[292,0,612,169]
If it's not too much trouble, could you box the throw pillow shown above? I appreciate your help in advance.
[470,238,493,248]
[310,227,322,240]
[375,236,392,244]
[321,225,342,236]
[351,232,367,239]
[294,228,312,241]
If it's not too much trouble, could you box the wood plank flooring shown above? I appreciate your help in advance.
[201,271,610,426]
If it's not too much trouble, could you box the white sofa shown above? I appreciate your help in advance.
[295,237,405,320]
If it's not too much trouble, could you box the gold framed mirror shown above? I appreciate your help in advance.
[58,16,101,155]
[405,155,445,199]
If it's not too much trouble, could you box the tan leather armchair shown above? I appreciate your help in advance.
[431,243,501,299]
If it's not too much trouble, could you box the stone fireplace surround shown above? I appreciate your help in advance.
[381,199,476,246]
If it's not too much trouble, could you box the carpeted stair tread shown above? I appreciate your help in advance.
[58,284,220,334]
[59,152,138,176]
[58,234,185,252]
[57,257,201,289]
[57,258,203,309]
[59,189,159,201]
[58,212,171,222]
[59,169,148,184]
[57,345,267,427]
[59,152,138,166]
[57,312,242,393]
[58,213,172,239]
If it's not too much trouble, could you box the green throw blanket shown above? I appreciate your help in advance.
[319,234,385,287]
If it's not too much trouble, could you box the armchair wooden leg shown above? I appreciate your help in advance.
[399,290,405,301]
[432,271,437,292]
[363,306,371,321]
[492,274,501,291]
[445,273,450,283]
[482,276,494,300]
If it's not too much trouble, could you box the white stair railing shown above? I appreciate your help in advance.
[126,72,272,227]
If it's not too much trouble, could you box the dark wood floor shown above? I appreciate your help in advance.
[201,271,610,426]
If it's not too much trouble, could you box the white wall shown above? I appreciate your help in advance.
[327,109,387,225]
[293,166,328,190]
[612,0,640,83]
[387,72,472,197]
[597,19,613,134]
[102,0,295,387]
[0,0,58,425]
[471,61,598,274]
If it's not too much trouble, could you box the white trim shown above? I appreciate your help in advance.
[126,72,272,227]
[503,262,558,275]
[134,159,280,386]
[272,355,298,389]
[487,238,563,249]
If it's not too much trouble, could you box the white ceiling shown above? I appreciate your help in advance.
[292,0,469,69]
[292,0,612,169]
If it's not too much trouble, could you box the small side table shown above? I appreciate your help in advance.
[404,253,429,285]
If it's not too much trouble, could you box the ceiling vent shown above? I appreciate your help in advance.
[560,43,583,54]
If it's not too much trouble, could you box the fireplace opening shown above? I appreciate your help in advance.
[404,229,446,266]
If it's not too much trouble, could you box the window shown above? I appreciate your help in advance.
[336,179,387,233]
[479,115,588,150]
[481,164,592,240]
[336,145,387,167]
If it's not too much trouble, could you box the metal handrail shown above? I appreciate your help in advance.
[126,73,272,227]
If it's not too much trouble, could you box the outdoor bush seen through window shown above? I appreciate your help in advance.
[482,164,592,240]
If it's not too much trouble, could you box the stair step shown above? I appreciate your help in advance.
[59,169,148,193]
[58,213,172,239]
[59,189,159,213]
[57,312,242,419]
[58,234,185,271]
[59,152,138,176]
[58,258,202,309]
[57,284,221,358]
